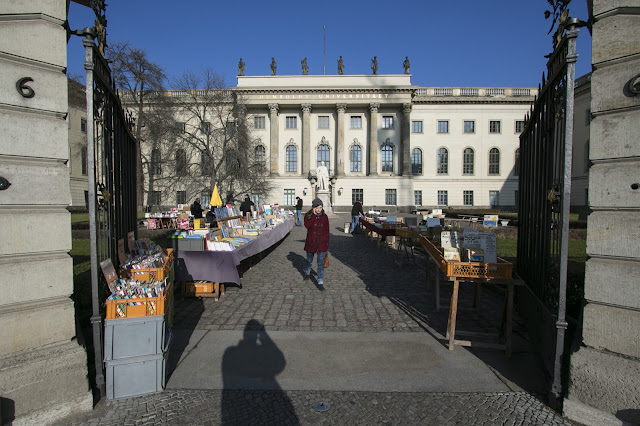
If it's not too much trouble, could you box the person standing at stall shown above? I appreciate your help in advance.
[191,198,203,219]
[240,195,254,219]
[350,199,364,234]
[303,198,329,287]
[295,196,303,226]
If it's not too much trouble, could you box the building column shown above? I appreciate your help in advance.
[368,102,380,176]
[336,103,346,175]
[401,103,412,176]
[301,103,311,175]
[268,103,279,175]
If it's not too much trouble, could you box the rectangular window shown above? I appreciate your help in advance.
[254,116,266,129]
[385,189,397,205]
[463,120,475,134]
[437,120,449,133]
[286,116,297,129]
[151,191,161,206]
[285,146,297,172]
[283,189,295,206]
[463,190,474,206]
[176,191,187,204]
[437,190,448,206]
[411,121,423,133]
[515,120,525,133]
[318,116,330,129]
[489,120,501,133]
[201,191,210,206]
[489,190,500,206]
[80,118,87,133]
[350,116,362,129]
[414,190,422,206]
[350,146,362,172]
[201,121,211,134]
[382,116,394,129]
[352,189,363,204]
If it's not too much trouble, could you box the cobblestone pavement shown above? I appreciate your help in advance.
[60,215,571,425]
[65,389,570,425]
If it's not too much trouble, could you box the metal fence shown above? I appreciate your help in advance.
[81,34,138,396]
[517,17,580,405]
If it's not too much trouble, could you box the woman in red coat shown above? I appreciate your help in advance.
[304,198,329,286]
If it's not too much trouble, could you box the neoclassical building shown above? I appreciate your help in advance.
[235,74,536,211]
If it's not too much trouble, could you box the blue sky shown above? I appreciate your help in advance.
[66,0,592,89]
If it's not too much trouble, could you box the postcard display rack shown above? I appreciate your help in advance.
[100,240,175,400]
[419,228,520,356]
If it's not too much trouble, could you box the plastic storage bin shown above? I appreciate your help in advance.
[105,352,168,400]
[104,315,171,361]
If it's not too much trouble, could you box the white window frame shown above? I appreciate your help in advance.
[286,116,297,129]
[318,116,330,129]
[437,120,449,134]
[382,116,394,129]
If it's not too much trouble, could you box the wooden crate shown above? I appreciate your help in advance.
[106,282,173,320]
[182,281,224,300]
[419,236,512,280]
[122,249,174,281]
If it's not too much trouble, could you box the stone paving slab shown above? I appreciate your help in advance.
[62,389,571,425]
[166,330,508,393]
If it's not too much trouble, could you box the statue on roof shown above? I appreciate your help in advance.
[337,56,344,75]
[403,56,410,74]
[270,57,277,76]
[238,58,245,76]
[301,57,309,75]
[371,56,378,75]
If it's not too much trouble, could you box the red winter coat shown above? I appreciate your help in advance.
[304,211,329,253]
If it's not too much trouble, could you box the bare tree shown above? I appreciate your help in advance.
[170,68,273,205]
[108,42,169,209]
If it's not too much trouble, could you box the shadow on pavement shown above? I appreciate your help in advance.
[221,320,299,424]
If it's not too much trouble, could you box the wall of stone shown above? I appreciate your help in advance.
[564,1,640,424]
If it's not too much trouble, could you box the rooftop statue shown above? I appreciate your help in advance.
[238,58,245,76]
[301,57,309,75]
[270,57,277,76]
[403,56,410,74]
[337,56,344,75]
[371,56,378,75]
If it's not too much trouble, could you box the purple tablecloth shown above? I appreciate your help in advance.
[174,218,295,285]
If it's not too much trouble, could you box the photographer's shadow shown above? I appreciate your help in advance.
[221,320,299,425]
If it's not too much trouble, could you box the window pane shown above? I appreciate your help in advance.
[412,121,422,133]
[463,148,474,175]
[176,191,186,204]
[254,116,265,129]
[463,190,474,206]
[489,190,500,206]
[317,144,330,170]
[437,148,448,174]
[489,120,501,133]
[463,121,475,133]
[414,190,422,206]
[382,145,393,172]
[411,148,422,175]
[352,189,363,204]
[350,145,362,172]
[437,121,449,133]
[514,149,520,176]
[152,149,162,175]
[318,116,330,129]
[284,189,295,205]
[489,148,500,175]
[437,190,448,206]
[81,147,87,175]
[385,189,397,205]
[176,149,187,176]
[286,146,297,172]
[515,120,525,133]
[350,116,362,129]
[286,116,297,129]
[382,116,393,129]
[201,152,212,175]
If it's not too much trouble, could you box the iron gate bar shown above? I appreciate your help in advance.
[517,18,579,407]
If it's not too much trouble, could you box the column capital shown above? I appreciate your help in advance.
[369,102,380,113]
[336,103,347,113]
[402,103,412,114]
[301,103,312,113]
[268,103,279,113]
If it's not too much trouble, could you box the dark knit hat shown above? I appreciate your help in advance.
[312,198,323,208]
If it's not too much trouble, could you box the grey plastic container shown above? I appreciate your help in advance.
[105,351,167,400]
[168,237,205,252]
[104,315,170,361]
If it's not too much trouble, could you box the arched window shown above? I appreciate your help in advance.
[226,149,240,173]
[437,147,448,175]
[350,145,362,172]
[255,145,266,173]
[411,148,422,175]
[317,143,330,170]
[286,145,297,172]
[463,148,474,175]
[151,149,162,176]
[489,148,500,175]
[381,144,394,172]
[514,149,520,176]
[201,151,212,175]
[175,149,187,176]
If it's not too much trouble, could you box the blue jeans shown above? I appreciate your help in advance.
[305,251,325,283]
[350,215,360,233]
[296,210,302,226]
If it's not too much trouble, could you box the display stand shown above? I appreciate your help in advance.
[419,235,521,357]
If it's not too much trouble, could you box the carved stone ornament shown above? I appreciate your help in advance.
[301,103,312,113]
[336,103,347,113]
[403,103,412,115]
[268,103,279,114]
[369,102,380,113]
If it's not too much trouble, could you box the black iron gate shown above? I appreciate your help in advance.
[517,10,582,406]
[76,20,138,395]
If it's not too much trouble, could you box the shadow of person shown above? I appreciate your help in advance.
[286,251,309,279]
[221,320,299,425]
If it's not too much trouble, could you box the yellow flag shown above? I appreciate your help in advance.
[209,184,223,207]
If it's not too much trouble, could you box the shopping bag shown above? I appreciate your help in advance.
[323,252,329,268]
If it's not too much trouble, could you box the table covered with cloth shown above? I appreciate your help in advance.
[174,217,295,285]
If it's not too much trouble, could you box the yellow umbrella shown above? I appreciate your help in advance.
[209,184,223,207]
